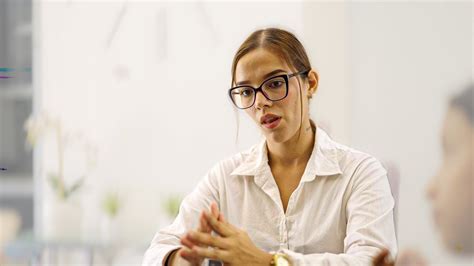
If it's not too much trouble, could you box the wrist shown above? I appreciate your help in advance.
[268,252,291,266]
[166,248,180,266]
[259,251,273,266]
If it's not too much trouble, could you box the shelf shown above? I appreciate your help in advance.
[0,175,33,197]
[0,84,33,100]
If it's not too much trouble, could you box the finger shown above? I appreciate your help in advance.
[197,211,205,231]
[218,213,226,223]
[180,235,198,249]
[204,211,234,237]
[180,252,203,265]
[181,232,212,249]
[188,230,231,249]
[199,212,212,233]
[191,246,230,262]
[179,248,194,260]
[179,247,201,263]
[210,202,219,218]
[209,202,227,223]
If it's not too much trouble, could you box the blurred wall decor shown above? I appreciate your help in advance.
[24,111,98,241]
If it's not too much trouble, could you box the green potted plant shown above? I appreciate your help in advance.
[24,112,97,241]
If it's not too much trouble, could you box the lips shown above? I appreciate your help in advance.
[259,114,282,129]
[260,114,281,125]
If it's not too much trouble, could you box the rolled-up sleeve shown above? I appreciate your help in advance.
[281,157,398,265]
[142,165,221,266]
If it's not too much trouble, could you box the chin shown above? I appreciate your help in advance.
[264,131,288,144]
[261,123,298,144]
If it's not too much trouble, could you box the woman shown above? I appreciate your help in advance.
[373,85,473,265]
[143,28,397,266]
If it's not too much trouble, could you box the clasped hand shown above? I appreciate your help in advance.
[173,202,272,266]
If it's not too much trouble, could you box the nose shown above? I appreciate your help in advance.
[254,91,272,110]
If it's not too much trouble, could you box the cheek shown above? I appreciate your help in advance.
[288,83,301,104]
[438,158,471,224]
[438,161,463,206]
[455,154,473,210]
[245,109,257,122]
[280,85,301,118]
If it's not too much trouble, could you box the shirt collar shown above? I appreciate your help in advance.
[230,120,343,180]
[229,137,267,177]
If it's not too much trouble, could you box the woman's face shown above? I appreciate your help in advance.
[234,48,316,144]
[427,106,474,253]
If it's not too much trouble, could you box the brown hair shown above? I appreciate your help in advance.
[450,83,473,126]
[231,28,312,86]
[230,28,312,143]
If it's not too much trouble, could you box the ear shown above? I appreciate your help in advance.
[306,69,319,98]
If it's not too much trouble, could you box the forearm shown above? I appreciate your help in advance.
[165,248,179,266]
[142,239,181,266]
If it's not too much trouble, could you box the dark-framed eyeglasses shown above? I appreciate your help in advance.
[228,69,310,109]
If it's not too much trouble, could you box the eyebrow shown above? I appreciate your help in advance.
[235,69,287,86]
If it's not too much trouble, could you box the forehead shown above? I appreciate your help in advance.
[235,48,291,85]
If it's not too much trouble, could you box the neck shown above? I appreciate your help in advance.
[267,120,315,167]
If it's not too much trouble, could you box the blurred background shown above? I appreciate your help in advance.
[0,0,471,265]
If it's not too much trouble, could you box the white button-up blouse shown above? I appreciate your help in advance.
[143,125,398,265]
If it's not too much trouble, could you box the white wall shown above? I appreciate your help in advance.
[303,1,351,144]
[35,0,309,245]
[34,1,472,264]
[347,2,472,265]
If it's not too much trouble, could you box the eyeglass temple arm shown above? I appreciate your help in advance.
[288,69,310,78]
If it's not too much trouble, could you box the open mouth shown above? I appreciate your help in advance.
[262,116,280,124]
[260,115,281,129]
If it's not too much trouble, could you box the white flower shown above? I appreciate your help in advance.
[24,112,55,147]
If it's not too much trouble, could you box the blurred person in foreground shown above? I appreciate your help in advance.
[374,84,473,266]
[143,28,397,266]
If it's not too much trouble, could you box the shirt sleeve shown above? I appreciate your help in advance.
[281,157,398,266]
[142,164,221,266]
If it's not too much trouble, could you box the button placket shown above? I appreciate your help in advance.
[279,216,284,243]
[277,214,288,249]
[284,183,302,250]
[285,217,289,249]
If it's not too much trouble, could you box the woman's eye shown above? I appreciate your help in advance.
[241,89,252,97]
[269,81,283,88]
